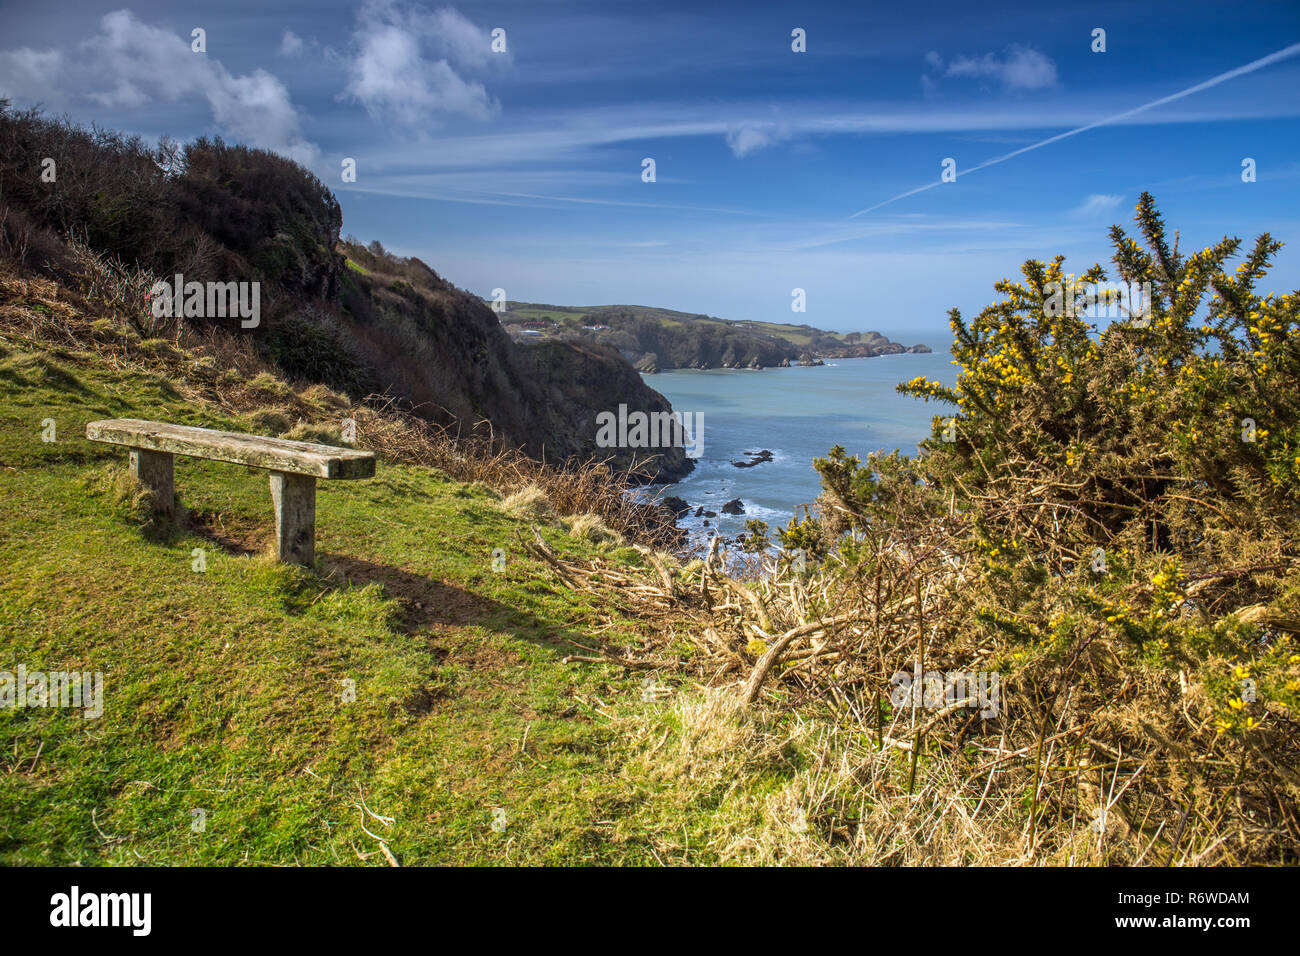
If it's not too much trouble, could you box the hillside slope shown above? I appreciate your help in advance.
[0,326,734,865]
[332,242,692,481]
[0,105,691,482]
[502,301,931,370]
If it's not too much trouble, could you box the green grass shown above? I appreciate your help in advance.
[741,321,836,346]
[0,338,734,865]
[504,307,586,324]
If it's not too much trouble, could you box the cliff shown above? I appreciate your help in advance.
[335,244,692,481]
[0,105,690,481]
[500,302,930,370]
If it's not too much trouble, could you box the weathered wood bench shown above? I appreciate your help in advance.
[85,419,376,565]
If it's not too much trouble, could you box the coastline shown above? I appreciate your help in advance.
[640,350,952,547]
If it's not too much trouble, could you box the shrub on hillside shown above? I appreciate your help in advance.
[777,194,1299,862]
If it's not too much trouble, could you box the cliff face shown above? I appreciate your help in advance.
[523,339,693,481]
[335,245,692,481]
[816,341,933,358]
[0,105,691,481]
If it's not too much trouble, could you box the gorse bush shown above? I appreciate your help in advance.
[899,190,1298,552]
[771,195,1299,862]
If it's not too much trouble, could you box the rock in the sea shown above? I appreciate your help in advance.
[721,498,745,515]
[731,449,774,468]
[661,495,691,518]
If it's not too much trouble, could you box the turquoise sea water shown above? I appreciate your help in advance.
[644,350,957,544]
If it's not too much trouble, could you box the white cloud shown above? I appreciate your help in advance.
[279,31,305,57]
[90,79,151,109]
[341,93,1293,181]
[341,0,501,126]
[725,122,793,157]
[0,12,318,165]
[928,46,1059,92]
[0,47,66,105]
[427,4,498,69]
[1073,193,1123,216]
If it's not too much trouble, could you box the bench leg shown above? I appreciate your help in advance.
[269,471,316,565]
[129,448,174,517]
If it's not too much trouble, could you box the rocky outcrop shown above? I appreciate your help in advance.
[523,337,694,482]
[732,449,774,468]
[594,309,794,370]
[661,496,691,518]
[817,341,933,358]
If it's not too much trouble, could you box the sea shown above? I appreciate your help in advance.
[643,349,956,546]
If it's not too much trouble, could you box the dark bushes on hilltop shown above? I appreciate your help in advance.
[0,102,341,297]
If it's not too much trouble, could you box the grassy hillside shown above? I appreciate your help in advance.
[0,254,863,865]
[507,302,849,340]
[4,307,825,863]
[0,343,621,863]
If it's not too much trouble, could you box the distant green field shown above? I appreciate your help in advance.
[741,321,851,346]
[505,307,587,323]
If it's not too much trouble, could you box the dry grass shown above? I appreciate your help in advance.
[617,686,1126,865]
[502,484,555,522]
[519,517,1299,865]
[565,512,622,548]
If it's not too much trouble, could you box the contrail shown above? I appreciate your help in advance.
[848,41,1300,218]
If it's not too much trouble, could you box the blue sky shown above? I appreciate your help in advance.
[2,0,1298,342]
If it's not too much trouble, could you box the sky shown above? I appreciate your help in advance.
[1,0,1298,343]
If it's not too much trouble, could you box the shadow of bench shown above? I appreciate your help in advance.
[86,418,376,565]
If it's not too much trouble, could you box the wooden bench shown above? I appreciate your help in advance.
[85,419,376,565]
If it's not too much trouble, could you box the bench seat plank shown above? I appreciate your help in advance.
[86,419,375,479]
